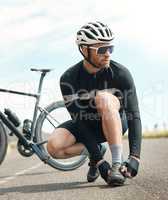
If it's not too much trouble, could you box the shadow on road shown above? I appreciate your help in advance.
[0,181,125,195]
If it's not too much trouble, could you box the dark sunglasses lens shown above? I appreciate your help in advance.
[97,46,114,54]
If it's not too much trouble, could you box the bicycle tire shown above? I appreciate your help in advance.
[0,120,8,165]
[35,100,87,171]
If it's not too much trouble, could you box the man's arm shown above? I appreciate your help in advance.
[118,67,142,178]
[122,69,142,159]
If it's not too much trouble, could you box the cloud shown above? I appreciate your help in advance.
[0,4,54,44]
[1,0,168,58]
[111,0,168,58]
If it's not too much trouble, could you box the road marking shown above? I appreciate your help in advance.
[0,163,42,185]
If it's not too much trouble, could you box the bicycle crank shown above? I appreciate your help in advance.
[17,140,34,157]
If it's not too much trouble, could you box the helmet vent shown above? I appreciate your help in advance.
[99,29,105,37]
[105,28,110,37]
[90,28,98,36]
[84,31,96,39]
[90,23,99,28]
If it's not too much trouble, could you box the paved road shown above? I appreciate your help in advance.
[0,138,168,200]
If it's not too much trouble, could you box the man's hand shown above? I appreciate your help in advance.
[120,156,140,178]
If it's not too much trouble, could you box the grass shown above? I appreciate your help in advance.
[123,130,168,139]
[142,130,168,139]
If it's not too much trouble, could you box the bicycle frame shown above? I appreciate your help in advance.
[0,71,50,161]
[0,69,89,169]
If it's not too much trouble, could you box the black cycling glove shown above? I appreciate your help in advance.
[120,157,139,178]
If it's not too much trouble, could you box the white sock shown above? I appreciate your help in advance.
[109,144,123,164]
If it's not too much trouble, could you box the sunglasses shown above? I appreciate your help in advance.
[88,45,114,55]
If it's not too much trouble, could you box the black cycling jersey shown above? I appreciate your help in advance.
[60,60,142,158]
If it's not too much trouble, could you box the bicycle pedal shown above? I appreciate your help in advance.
[4,108,21,127]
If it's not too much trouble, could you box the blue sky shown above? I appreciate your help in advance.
[0,0,168,130]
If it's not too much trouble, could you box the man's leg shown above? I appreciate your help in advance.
[47,128,85,159]
[86,143,107,182]
[47,124,106,183]
[95,91,125,186]
[73,121,106,182]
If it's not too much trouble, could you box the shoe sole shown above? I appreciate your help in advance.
[87,177,98,182]
[87,172,99,182]
[107,177,125,186]
[110,181,125,186]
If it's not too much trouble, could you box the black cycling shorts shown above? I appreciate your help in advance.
[57,111,128,144]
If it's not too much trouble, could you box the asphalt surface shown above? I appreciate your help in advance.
[0,138,168,200]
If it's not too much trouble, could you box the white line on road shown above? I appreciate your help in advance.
[0,163,42,185]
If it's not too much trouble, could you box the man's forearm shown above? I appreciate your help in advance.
[128,117,142,158]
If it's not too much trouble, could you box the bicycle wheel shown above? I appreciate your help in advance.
[35,100,88,171]
[0,120,8,165]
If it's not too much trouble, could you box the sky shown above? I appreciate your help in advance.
[0,0,168,131]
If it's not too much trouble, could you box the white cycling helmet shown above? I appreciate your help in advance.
[76,21,114,46]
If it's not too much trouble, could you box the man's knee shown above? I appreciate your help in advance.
[47,137,63,158]
[47,130,65,157]
[95,91,120,113]
[47,128,76,158]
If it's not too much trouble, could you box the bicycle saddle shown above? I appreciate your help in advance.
[30,68,54,73]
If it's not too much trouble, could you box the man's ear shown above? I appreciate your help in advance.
[80,45,88,57]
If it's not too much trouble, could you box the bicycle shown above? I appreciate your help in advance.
[0,68,88,170]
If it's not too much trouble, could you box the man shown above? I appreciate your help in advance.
[47,21,142,186]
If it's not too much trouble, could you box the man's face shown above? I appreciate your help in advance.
[83,43,113,69]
